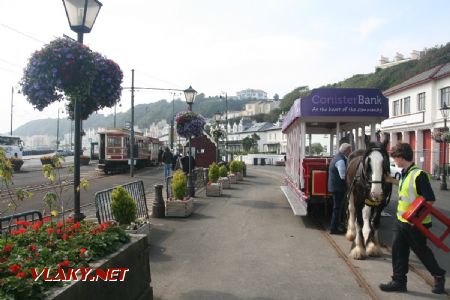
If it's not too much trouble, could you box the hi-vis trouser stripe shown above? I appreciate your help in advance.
[397,167,432,224]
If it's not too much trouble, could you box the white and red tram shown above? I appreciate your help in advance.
[281,88,389,215]
[97,129,160,174]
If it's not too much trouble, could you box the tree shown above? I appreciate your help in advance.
[273,93,280,101]
[242,136,253,152]
[279,86,310,113]
[305,143,324,155]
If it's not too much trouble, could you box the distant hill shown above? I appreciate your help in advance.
[280,41,450,111]
[13,94,253,137]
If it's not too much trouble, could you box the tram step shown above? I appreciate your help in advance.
[280,185,307,216]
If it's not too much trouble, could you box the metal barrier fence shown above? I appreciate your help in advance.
[0,210,42,233]
[165,168,208,199]
[94,180,149,224]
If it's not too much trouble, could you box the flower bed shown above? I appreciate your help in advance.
[0,217,129,299]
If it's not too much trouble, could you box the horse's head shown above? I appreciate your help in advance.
[363,142,390,201]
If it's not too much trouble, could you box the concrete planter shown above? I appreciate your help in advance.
[236,172,243,181]
[47,234,153,300]
[206,182,222,197]
[165,197,194,217]
[218,177,230,189]
[228,173,237,184]
[126,222,151,245]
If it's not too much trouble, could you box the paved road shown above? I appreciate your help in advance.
[149,165,449,300]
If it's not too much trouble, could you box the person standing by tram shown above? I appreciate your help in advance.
[328,143,352,234]
[379,143,446,294]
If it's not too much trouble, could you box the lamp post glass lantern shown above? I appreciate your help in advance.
[184,85,197,197]
[62,0,102,221]
[440,103,449,190]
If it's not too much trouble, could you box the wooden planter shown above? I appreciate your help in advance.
[218,177,230,189]
[165,197,193,217]
[47,234,153,300]
[228,173,237,184]
[206,182,222,197]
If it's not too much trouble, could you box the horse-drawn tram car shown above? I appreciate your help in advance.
[281,88,390,216]
[97,128,160,174]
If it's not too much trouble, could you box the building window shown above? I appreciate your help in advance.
[403,96,410,114]
[393,100,401,116]
[417,92,425,111]
[441,87,450,107]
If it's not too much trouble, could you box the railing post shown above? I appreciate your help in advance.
[152,184,165,218]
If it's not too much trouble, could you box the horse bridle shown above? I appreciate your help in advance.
[360,147,387,186]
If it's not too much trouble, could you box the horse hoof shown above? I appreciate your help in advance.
[345,230,355,241]
[366,242,382,257]
[350,247,366,260]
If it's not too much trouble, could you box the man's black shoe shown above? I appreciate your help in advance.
[330,229,344,235]
[379,280,407,293]
[432,276,446,294]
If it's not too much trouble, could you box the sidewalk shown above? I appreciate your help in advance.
[147,166,446,299]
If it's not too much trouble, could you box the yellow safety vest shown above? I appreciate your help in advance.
[397,166,432,224]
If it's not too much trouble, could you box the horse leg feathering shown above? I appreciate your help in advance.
[345,193,356,242]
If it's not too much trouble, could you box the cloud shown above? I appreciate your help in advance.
[359,18,385,38]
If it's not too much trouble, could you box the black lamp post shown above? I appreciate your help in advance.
[214,111,222,163]
[219,93,228,163]
[184,85,197,197]
[440,103,449,190]
[62,0,102,221]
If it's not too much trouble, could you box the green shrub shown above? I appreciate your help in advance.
[229,160,239,173]
[208,162,220,183]
[219,165,228,177]
[237,161,244,172]
[111,186,137,225]
[172,170,187,200]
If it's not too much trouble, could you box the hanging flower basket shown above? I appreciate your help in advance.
[432,131,450,143]
[176,111,206,138]
[211,127,224,139]
[20,37,123,120]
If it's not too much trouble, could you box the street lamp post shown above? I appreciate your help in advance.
[184,85,197,198]
[214,111,221,163]
[220,93,228,163]
[56,109,61,151]
[440,103,449,190]
[63,0,102,221]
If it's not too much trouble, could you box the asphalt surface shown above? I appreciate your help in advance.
[148,165,449,300]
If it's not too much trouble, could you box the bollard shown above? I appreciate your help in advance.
[152,184,165,218]
[203,168,209,185]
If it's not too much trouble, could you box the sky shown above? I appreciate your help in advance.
[1,0,450,135]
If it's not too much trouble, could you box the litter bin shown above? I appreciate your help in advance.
[253,157,258,165]
[260,158,266,166]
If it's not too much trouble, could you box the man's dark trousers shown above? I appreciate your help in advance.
[392,220,445,277]
[330,191,345,232]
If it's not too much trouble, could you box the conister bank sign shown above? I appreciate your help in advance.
[300,88,389,117]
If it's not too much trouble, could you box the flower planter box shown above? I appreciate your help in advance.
[228,173,237,184]
[218,177,230,189]
[165,197,193,217]
[40,158,55,167]
[126,222,151,245]
[206,182,222,197]
[47,234,153,300]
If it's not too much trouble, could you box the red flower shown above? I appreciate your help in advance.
[3,244,12,253]
[58,260,70,268]
[79,247,88,258]
[8,264,21,273]
[32,220,43,231]
[35,252,40,257]
[16,272,27,278]
[56,229,62,235]
[62,233,68,241]
[65,216,74,223]
[70,222,81,231]
[43,216,52,223]
[16,220,30,227]
[28,245,37,252]
[0,257,8,263]
[46,227,54,234]
[11,228,27,236]
[56,222,64,228]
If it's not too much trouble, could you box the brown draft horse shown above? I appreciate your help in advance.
[345,138,392,259]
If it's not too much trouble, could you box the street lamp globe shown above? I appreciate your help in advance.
[184,86,197,105]
[62,0,102,34]
[214,111,222,123]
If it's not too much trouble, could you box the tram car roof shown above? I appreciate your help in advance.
[98,128,144,136]
[282,88,389,134]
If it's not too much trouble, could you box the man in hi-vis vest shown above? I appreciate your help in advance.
[380,143,446,294]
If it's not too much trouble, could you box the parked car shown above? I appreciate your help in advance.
[390,158,402,180]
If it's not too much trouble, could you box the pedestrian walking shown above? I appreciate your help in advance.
[172,151,182,171]
[181,151,196,175]
[327,143,352,234]
[158,148,164,166]
[162,147,173,178]
[379,143,446,294]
